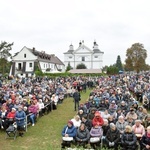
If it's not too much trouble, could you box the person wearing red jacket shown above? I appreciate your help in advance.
[4,108,16,129]
[92,111,104,127]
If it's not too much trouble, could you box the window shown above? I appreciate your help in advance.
[82,57,85,61]
[44,64,45,68]
[24,54,26,58]
[18,63,22,70]
[29,63,32,67]
[94,56,98,58]
[69,56,72,59]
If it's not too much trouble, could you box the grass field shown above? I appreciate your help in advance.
[0,90,91,150]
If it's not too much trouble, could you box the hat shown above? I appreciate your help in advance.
[111,101,115,104]
[95,111,101,117]
[68,120,73,125]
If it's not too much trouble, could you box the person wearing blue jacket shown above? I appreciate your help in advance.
[61,120,76,149]
[15,105,26,137]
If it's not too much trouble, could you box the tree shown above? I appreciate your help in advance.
[66,62,72,72]
[0,41,13,74]
[116,55,123,71]
[76,63,87,69]
[125,43,147,73]
[107,65,119,75]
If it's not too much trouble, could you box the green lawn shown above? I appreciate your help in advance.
[0,90,91,150]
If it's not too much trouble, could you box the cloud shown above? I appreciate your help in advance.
[0,0,150,66]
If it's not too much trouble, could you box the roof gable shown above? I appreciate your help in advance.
[74,45,93,54]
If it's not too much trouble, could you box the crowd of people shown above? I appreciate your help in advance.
[0,76,90,137]
[61,72,150,150]
[0,73,150,150]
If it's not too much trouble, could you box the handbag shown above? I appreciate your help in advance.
[90,137,100,143]
[62,127,73,141]
[62,137,73,141]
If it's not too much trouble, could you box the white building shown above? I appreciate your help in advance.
[64,40,104,69]
[9,46,65,77]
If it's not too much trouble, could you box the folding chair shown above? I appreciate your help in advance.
[5,123,17,140]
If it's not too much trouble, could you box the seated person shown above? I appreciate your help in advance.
[71,115,81,128]
[75,123,90,148]
[61,120,76,149]
[0,106,8,129]
[105,123,120,150]
[4,108,16,129]
[81,115,92,131]
[90,124,103,149]
[132,119,145,139]
[121,125,138,150]
[28,102,39,126]
[102,119,110,147]
[141,126,150,150]
[92,111,104,127]
[116,116,128,135]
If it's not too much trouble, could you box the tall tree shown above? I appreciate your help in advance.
[0,41,13,74]
[116,55,123,71]
[66,62,72,72]
[125,43,147,73]
[76,63,87,69]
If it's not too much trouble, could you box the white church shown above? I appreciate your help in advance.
[64,40,104,70]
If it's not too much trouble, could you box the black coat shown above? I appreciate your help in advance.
[105,128,120,144]
[121,132,137,149]
[141,133,150,149]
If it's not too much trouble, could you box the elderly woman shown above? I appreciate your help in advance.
[141,126,150,150]
[90,124,103,149]
[15,105,26,136]
[116,116,128,135]
[125,107,138,121]
[92,111,104,127]
[71,115,81,128]
[75,123,90,148]
[121,125,138,150]
[132,120,145,140]
[61,120,76,149]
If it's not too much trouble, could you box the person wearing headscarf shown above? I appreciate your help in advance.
[61,120,76,149]
[92,111,104,127]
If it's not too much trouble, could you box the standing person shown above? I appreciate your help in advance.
[73,89,81,111]
[15,105,26,136]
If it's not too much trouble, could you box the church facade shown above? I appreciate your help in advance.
[64,41,104,69]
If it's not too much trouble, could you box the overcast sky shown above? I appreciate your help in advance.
[0,0,150,66]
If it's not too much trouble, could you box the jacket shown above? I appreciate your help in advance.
[62,125,76,137]
[92,116,104,127]
[76,127,90,142]
[141,133,150,149]
[90,126,103,138]
[73,92,81,102]
[105,128,120,143]
[15,110,26,126]
[121,132,137,148]
[116,121,128,133]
